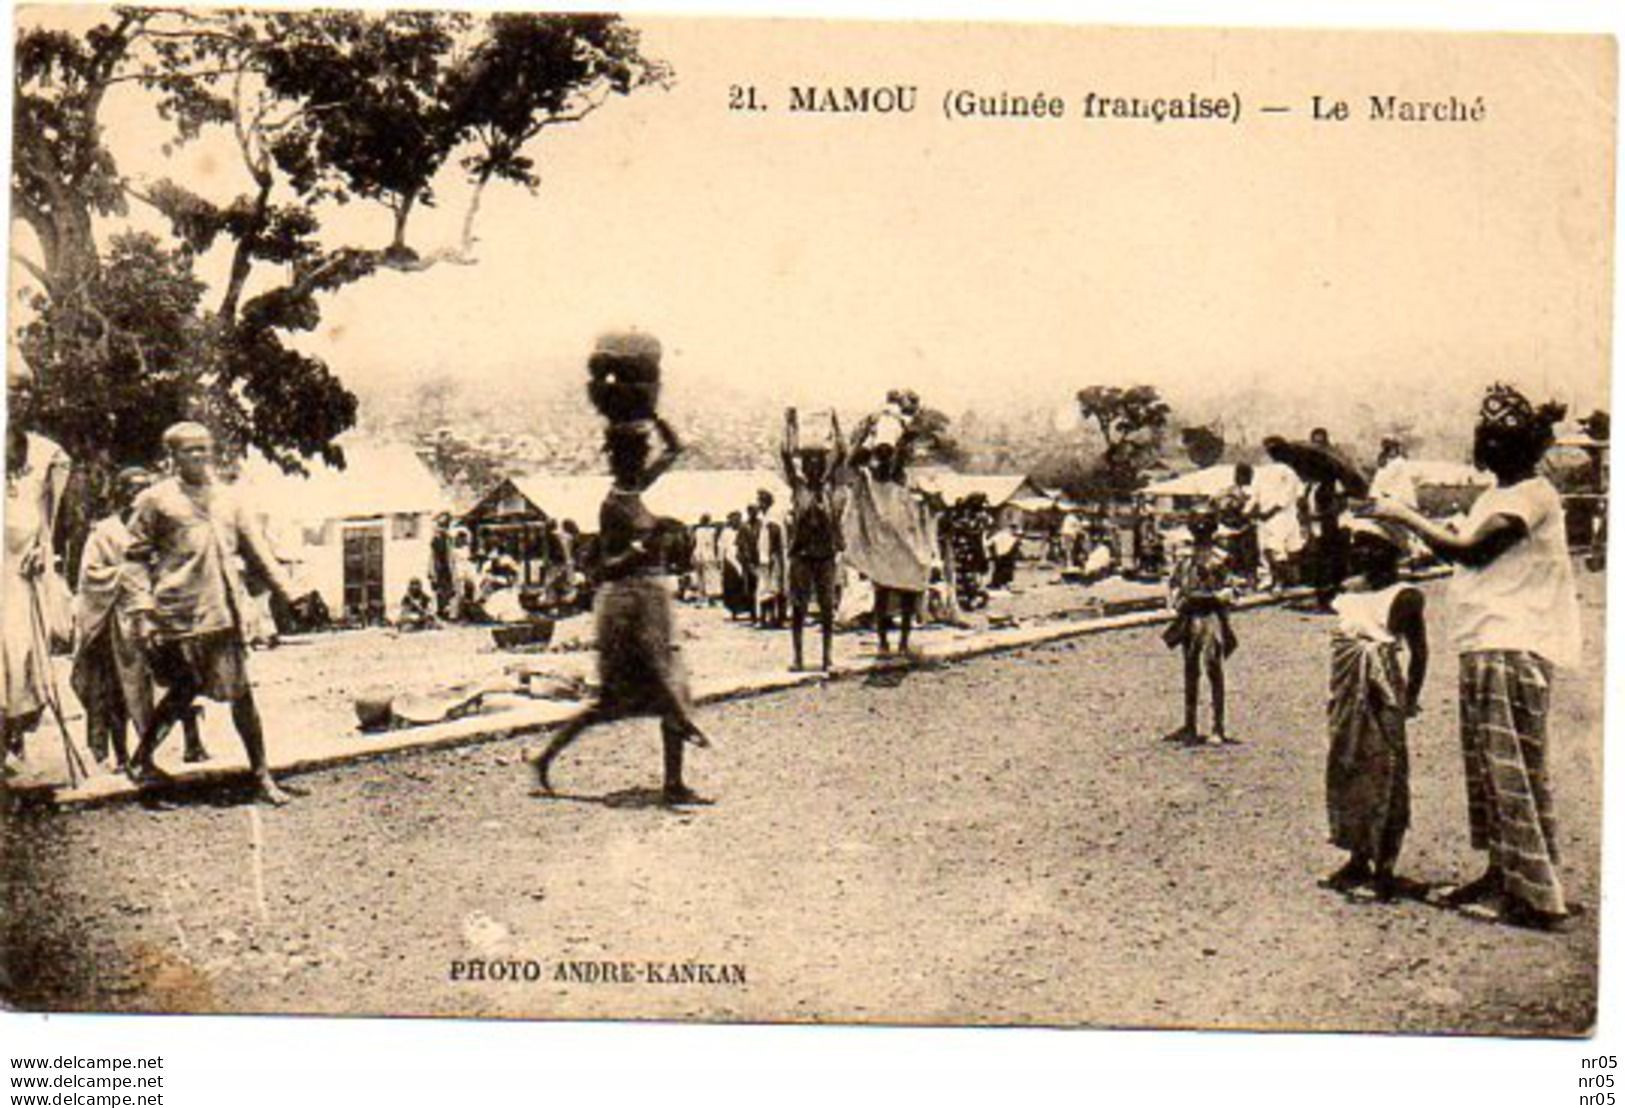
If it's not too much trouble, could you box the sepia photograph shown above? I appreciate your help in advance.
[0,0,1616,1058]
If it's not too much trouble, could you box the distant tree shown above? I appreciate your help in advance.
[1027,450,1116,503]
[1581,409,1610,442]
[420,430,507,505]
[910,405,963,467]
[12,8,670,519]
[1075,384,1171,493]
[1180,423,1225,468]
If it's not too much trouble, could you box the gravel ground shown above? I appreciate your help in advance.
[0,573,1602,1034]
[2,566,1160,788]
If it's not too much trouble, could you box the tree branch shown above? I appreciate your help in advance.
[120,180,160,210]
[277,230,480,309]
[102,65,252,87]
[126,27,244,45]
[383,246,479,273]
[130,6,236,25]
[128,333,153,379]
[231,68,271,185]
[82,299,115,363]
[217,173,273,321]
[10,252,51,289]
[258,98,345,136]
[10,192,61,276]
[522,83,614,141]
[391,192,416,251]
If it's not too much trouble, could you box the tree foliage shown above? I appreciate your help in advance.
[910,406,963,467]
[17,232,205,510]
[1026,448,1115,503]
[1075,384,1172,492]
[1180,423,1225,468]
[11,7,670,517]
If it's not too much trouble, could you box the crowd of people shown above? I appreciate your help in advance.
[528,367,1027,801]
[408,515,588,630]
[671,403,1029,671]
[0,342,1593,931]
[1033,441,1402,601]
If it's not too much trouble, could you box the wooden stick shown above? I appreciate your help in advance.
[27,580,87,787]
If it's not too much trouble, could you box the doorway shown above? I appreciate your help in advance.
[342,523,386,624]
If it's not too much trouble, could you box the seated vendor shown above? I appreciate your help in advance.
[398,577,437,631]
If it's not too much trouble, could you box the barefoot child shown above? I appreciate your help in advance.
[1322,520,1428,900]
[1372,384,1581,930]
[1163,512,1238,745]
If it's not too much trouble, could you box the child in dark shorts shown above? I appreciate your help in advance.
[781,409,846,671]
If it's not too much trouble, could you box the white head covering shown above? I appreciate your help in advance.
[161,421,214,453]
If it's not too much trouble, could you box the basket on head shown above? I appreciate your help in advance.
[789,407,841,453]
[588,330,662,423]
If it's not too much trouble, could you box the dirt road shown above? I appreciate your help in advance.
[1,576,1602,1034]
[1,566,1160,791]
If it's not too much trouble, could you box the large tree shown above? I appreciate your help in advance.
[11,7,669,514]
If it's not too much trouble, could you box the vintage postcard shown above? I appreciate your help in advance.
[0,7,1614,1038]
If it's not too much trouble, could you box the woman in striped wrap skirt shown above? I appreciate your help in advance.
[1372,383,1582,930]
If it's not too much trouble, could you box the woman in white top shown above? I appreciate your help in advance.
[1372,384,1582,930]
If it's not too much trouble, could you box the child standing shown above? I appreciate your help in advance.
[1163,512,1238,745]
[1322,521,1428,900]
[781,409,846,671]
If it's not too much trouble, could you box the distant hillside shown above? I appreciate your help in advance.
[353,362,1499,508]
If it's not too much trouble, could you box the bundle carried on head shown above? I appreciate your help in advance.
[1471,381,1567,479]
[784,406,840,458]
[1479,382,1566,445]
[588,330,663,424]
[886,388,921,417]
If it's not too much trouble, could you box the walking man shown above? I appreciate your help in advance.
[124,423,306,805]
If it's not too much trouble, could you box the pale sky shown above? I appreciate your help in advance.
[13,12,1618,425]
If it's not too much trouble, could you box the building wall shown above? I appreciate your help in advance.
[378,520,436,622]
[275,512,436,623]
